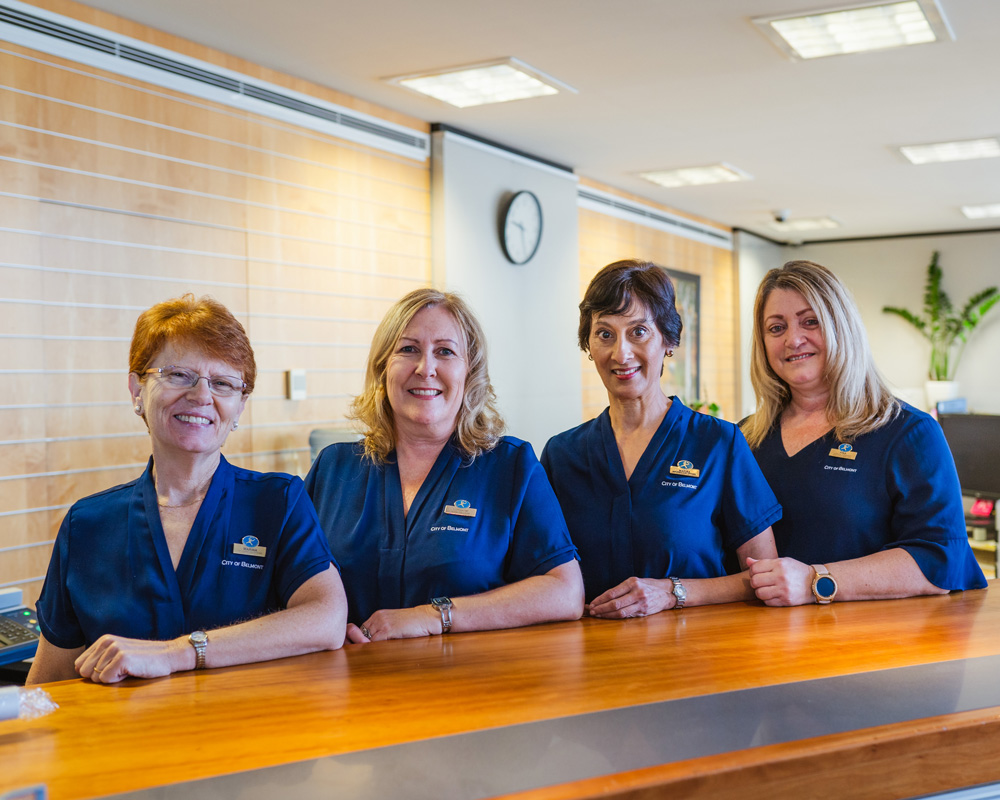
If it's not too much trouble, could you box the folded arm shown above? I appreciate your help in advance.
[348,560,584,643]
[28,566,348,685]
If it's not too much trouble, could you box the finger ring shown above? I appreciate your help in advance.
[360,624,372,640]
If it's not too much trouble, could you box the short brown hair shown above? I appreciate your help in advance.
[129,294,256,394]
[578,260,683,352]
[350,288,504,463]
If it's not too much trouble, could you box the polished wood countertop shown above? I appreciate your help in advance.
[5,588,1000,800]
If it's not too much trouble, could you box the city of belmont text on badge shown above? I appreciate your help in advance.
[669,459,700,478]
[829,443,858,461]
[233,535,267,558]
[444,499,477,517]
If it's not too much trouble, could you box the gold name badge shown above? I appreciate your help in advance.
[233,543,267,558]
[669,460,700,478]
[444,504,477,517]
[829,444,858,460]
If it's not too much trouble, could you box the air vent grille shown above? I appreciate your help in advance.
[578,188,732,249]
[0,0,428,160]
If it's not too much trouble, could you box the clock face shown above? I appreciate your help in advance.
[501,191,543,264]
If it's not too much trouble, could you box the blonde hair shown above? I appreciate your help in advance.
[350,288,504,463]
[742,260,898,449]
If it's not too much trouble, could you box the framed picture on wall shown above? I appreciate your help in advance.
[662,268,700,405]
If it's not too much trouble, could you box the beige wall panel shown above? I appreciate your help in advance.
[244,204,429,239]
[0,234,44,273]
[0,408,46,445]
[0,337,45,372]
[246,261,423,300]
[45,435,151,474]
[0,477,46,517]
[0,504,54,547]
[37,202,248,256]
[43,375,130,407]
[36,169,248,230]
[42,339,130,373]
[0,301,46,336]
[41,306,140,340]
[0,377,49,415]
[38,268,249,311]
[47,465,146,508]
[246,450,311,477]
[248,316,378,349]
[249,396,355,426]
[17,579,45,610]
[257,180,427,223]
[245,223,427,262]
[246,287,398,323]
[0,543,55,585]
[46,405,142,439]
[251,343,368,374]
[0,195,41,230]
[249,370,362,402]
[0,158,41,196]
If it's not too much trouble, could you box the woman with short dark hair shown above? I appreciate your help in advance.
[542,260,780,618]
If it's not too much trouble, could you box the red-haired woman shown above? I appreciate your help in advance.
[28,295,347,684]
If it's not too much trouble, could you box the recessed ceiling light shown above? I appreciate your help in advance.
[753,1,952,61]
[770,217,841,232]
[385,57,576,108]
[639,163,753,188]
[961,204,1000,220]
[899,138,1000,164]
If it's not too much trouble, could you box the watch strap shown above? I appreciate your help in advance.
[189,631,208,669]
[811,565,838,604]
[668,576,687,609]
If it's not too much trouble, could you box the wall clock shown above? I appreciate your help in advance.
[500,190,543,264]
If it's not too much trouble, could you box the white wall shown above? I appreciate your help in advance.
[787,232,1000,414]
[735,231,785,419]
[432,130,583,452]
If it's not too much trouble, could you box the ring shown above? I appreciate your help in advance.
[360,624,372,640]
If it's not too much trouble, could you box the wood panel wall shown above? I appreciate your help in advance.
[1,0,431,606]
[577,179,738,423]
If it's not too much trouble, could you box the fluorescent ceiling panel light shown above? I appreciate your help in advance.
[899,138,1000,164]
[386,57,576,108]
[753,0,953,60]
[961,204,1000,220]
[639,163,753,188]
[770,217,841,232]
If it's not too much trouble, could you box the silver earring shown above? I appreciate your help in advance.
[587,353,593,361]
[134,404,142,414]
[233,421,239,430]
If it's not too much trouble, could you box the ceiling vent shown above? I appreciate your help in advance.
[578,186,732,250]
[0,0,429,160]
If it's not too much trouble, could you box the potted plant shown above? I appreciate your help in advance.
[882,251,999,408]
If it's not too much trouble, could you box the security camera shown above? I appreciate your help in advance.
[772,209,790,223]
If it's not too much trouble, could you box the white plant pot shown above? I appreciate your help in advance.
[924,380,960,412]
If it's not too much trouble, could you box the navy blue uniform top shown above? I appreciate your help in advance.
[752,401,986,590]
[541,399,783,602]
[304,436,578,625]
[36,456,336,649]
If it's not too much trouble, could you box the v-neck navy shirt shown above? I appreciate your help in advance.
[541,399,782,602]
[753,401,986,590]
[37,457,336,648]
[305,437,578,625]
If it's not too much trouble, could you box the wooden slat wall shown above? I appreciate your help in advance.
[577,179,738,423]
[1,0,431,606]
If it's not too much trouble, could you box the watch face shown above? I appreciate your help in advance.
[190,631,208,644]
[501,191,543,264]
[431,596,452,609]
[815,576,836,599]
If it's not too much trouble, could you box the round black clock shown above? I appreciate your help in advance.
[500,190,543,264]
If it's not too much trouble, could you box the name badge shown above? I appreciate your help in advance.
[828,443,857,461]
[669,459,700,478]
[233,535,267,558]
[444,499,477,518]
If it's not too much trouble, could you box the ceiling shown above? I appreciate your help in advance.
[74,0,1000,244]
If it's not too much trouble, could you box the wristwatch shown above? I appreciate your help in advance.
[669,577,687,609]
[811,565,838,604]
[431,597,453,634]
[188,630,208,669]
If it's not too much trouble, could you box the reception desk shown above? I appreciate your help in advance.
[4,589,1000,800]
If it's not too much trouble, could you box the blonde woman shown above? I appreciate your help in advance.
[742,261,986,605]
[305,288,583,643]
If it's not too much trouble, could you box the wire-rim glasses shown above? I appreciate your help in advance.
[144,366,246,397]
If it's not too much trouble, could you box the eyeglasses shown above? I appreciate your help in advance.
[144,366,246,397]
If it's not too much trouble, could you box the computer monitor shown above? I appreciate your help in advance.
[938,414,1000,500]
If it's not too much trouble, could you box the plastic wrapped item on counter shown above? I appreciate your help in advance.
[0,685,59,721]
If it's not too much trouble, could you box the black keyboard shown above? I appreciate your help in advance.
[0,608,40,665]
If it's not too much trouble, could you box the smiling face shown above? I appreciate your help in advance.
[589,302,669,404]
[129,339,247,459]
[761,288,828,396]
[384,304,468,443]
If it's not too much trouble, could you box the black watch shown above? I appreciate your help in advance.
[431,596,453,633]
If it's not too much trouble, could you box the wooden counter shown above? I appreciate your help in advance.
[4,589,1000,800]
